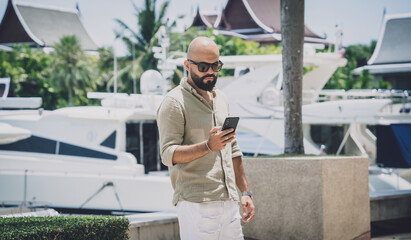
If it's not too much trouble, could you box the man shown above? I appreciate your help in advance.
[157,37,255,239]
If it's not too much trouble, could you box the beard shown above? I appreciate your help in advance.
[190,71,217,91]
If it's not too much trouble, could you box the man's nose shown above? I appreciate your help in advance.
[206,66,216,74]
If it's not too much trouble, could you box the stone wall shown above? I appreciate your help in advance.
[242,156,370,240]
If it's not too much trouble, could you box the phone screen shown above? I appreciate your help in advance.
[221,117,240,132]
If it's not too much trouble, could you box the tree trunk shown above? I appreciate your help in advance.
[281,0,305,154]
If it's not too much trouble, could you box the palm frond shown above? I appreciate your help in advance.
[130,0,140,16]
[114,19,137,36]
[110,0,170,89]
[157,1,169,23]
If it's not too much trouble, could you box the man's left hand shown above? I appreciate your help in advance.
[241,195,255,222]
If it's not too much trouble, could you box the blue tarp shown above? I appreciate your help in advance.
[377,124,411,168]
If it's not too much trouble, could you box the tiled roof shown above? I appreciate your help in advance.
[0,0,98,50]
[189,0,325,44]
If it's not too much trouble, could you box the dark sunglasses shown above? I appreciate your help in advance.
[187,59,224,72]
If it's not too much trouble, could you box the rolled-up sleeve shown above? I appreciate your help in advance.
[157,96,185,167]
[231,139,243,158]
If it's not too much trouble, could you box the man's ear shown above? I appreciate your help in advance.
[183,60,190,72]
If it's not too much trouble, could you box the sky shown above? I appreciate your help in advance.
[1,0,411,55]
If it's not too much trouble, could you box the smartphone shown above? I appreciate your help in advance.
[221,117,240,134]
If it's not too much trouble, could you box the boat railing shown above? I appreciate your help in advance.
[318,89,411,101]
[87,91,164,110]
[261,88,410,110]
[315,89,411,114]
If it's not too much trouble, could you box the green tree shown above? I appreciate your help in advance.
[324,40,390,90]
[114,0,169,93]
[0,45,61,109]
[345,41,377,67]
[49,35,92,106]
[95,47,115,92]
[171,28,282,57]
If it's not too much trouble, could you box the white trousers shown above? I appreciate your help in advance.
[177,201,244,240]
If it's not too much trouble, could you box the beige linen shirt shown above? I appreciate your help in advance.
[157,78,243,205]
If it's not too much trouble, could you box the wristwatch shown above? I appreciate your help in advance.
[242,191,253,199]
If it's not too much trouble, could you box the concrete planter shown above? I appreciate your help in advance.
[242,156,370,240]
[127,212,179,240]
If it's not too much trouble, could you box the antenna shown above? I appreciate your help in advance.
[152,26,173,94]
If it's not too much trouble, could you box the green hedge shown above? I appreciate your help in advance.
[0,215,129,240]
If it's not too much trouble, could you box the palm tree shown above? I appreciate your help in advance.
[95,47,115,92]
[281,0,305,154]
[114,0,170,93]
[49,35,91,106]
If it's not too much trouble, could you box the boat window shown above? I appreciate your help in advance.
[100,131,116,149]
[59,143,117,160]
[143,122,163,172]
[126,122,140,162]
[126,121,166,173]
[310,125,345,154]
[0,135,117,160]
[0,84,6,98]
[0,136,56,153]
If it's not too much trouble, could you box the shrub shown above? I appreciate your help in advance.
[0,215,129,240]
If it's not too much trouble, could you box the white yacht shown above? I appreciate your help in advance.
[0,87,175,213]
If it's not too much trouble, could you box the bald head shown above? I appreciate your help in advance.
[187,37,219,61]
[184,37,220,92]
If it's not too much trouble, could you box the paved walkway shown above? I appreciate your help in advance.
[372,233,411,239]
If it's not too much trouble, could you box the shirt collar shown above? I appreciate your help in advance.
[180,77,216,97]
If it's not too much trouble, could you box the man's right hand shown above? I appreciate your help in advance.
[207,126,236,151]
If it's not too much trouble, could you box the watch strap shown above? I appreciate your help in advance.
[242,191,253,198]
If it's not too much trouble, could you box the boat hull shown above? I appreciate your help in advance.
[0,153,175,212]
